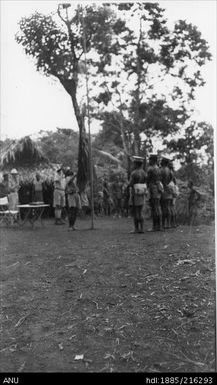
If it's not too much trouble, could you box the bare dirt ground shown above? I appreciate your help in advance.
[0,217,215,373]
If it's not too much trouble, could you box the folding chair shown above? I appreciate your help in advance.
[0,196,19,226]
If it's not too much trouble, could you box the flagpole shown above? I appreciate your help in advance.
[81,6,95,229]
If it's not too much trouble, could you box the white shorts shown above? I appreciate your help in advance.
[53,190,65,208]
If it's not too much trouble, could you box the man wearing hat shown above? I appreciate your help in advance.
[160,157,173,228]
[8,169,20,210]
[128,156,147,233]
[147,155,163,231]
[53,168,66,225]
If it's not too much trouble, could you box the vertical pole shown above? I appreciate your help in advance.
[81,6,94,229]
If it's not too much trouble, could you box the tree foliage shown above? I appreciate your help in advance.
[164,121,214,166]
[15,4,126,128]
[89,2,211,157]
[15,3,213,175]
[93,111,133,150]
[15,3,127,190]
[37,128,79,167]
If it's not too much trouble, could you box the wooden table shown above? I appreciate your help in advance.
[17,204,49,228]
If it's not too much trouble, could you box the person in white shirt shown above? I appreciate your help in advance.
[53,168,65,225]
[8,169,20,210]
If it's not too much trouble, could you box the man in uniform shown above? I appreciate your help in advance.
[129,156,147,233]
[147,155,163,231]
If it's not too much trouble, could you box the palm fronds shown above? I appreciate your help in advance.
[0,136,48,168]
[93,148,121,165]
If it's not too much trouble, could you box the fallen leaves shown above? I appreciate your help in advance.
[69,334,76,340]
[120,351,136,362]
[0,344,17,353]
[15,313,30,328]
[5,262,20,269]
[176,259,196,266]
[75,354,84,360]
[104,353,115,360]
[18,361,26,372]
[0,219,214,373]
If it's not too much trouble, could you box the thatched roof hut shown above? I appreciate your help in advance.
[0,136,49,171]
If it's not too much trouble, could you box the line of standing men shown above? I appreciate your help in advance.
[129,154,178,233]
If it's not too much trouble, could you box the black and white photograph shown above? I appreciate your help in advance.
[0,0,216,378]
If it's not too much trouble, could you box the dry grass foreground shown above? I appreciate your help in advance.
[0,217,215,372]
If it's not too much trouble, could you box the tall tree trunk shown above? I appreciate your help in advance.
[119,112,131,179]
[134,12,142,156]
[60,78,89,192]
[70,90,89,192]
[134,7,147,168]
[59,78,84,134]
[57,5,89,191]
[70,89,85,134]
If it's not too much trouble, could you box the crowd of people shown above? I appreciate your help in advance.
[52,167,132,230]
[0,154,201,231]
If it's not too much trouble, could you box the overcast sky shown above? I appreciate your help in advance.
[1,0,216,140]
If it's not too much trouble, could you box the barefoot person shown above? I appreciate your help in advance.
[160,157,173,229]
[129,156,147,233]
[147,155,163,231]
